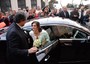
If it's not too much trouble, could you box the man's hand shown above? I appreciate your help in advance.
[28,47,38,54]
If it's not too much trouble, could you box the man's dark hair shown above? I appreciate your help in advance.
[14,12,26,23]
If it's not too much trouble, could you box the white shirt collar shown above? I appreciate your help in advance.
[16,23,23,29]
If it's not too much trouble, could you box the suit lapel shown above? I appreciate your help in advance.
[14,23,28,38]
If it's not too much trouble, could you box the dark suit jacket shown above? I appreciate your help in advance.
[70,11,79,21]
[6,22,39,64]
[58,11,69,18]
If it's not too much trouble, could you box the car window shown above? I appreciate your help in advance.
[51,25,74,38]
[74,30,87,38]
[51,25,87,39]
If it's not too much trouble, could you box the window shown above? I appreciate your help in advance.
[51,25,87,39]
[0,0,11,12]
[51,25,73,38]
[18,0,26,9]
[74,30,87,38]
[31,0,37,8]
[41,0,45,8]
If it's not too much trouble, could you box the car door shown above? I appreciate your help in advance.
[36,26,58,62]
[51,25,89,62]
[72,29,90,61]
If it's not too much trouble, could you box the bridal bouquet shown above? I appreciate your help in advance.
[33,39,41,48]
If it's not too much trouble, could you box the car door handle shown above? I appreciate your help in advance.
[44,55,50,61]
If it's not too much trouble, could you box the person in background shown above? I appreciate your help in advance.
[48,8,58,17]
[9,10,16,23]
[40,5,51,17]
[79,5,85,24]
[36,6,42,15]
[8,8,13,15]
[58,6,69,18]
[31,7,38,18]
[0,12,10,28]
[29,21,50,48]
[26,7,29,12]
[70,8,79,22]
[5,11,10,18]
[6,12,39,64]
[83,9,90,25]
[27,9,35,21]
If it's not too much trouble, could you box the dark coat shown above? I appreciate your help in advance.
[83,15,89,22]
[58,11,69,18]
[6,22,39,64]
[70,11,79,21]
[79,10,84,24]
[9,14,15,23]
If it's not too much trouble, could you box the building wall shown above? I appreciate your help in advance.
[0,0,48,12]
[11,0,46,11]
[11,0,18,11]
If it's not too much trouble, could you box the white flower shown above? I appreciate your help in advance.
[33,39,41,47]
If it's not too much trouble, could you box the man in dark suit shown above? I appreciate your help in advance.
[6,12,39,64]
[58,6,69,18]
[70,8,79,21]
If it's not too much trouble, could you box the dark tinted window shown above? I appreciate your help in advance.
[18,0,26,9]
[31,0,37,8]
[0,0,11,12]
[51,25,87,39]
[74,30,87,38]
[51,25,73,38]
[41,0,45,8]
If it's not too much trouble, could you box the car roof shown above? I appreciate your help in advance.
[24,17,90,33]
[25,17,78,26]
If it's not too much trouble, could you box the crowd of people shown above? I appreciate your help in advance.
[0,5,90,28]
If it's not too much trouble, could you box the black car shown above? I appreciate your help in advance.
[0,17,90,64]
